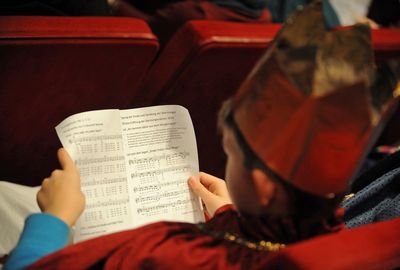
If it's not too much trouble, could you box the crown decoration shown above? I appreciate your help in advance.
[231,1,399,197]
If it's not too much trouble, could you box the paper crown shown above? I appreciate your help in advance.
[231,2,399,197]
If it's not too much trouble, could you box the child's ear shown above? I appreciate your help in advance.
[251,168,275,206]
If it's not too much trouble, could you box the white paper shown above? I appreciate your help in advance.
[120,105,203,228]
[56,105,204,242]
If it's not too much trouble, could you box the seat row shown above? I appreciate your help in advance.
[0,16,399,186]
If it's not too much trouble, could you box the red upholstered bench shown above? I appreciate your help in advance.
[139,21,281,178]
[259,217,400,270]
[139,21,400,178]
[371,28,400,147]
[371,28,400,64]
[0,16,159,186]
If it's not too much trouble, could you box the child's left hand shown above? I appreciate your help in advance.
[37,148,85,226]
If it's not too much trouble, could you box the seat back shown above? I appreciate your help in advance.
[0,16,158,186]
[140,23,400,178]
[372,28,400,64]
[139,21,281,177]
[260,217,400,270]
[371,28,400,147]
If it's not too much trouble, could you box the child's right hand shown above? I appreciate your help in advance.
[188,172,232,218]
[37,148,85,227]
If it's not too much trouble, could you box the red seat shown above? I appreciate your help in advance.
[371,28,400,147]
[139,21,281,178]
[139,22,400,178]
[260,217,400,270]
[371,28,400,64]
[0,16,158,186]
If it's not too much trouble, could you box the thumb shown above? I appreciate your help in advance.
[188,176,214,202]
[57,148,74,171]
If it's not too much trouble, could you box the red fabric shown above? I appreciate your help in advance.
[214,203,235,215]
[234,55,374,196]
[204,204,235,221]
[29,208,341,269]
[0,16,155,39]
[29,211,400,269]
[29,210,261,269]
[258,217,400,270]
[0,16,158,186]
[371,28,400,64]
[231,6,398,197]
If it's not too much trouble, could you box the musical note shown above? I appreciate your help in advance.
[136,199,192,214]
[81,177,127,187]
[72,134,123,143]
[130,165,190,179]
[133,185,160,193]
[86,198,130,209]
[134,189,189,203]
[76,155,125,166]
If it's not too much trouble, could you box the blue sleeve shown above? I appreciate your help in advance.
[323,0,341,28]
[4,213,70,270]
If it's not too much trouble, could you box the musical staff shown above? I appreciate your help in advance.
[72,131,131,240]
[72,134,123,143]
[128,154,166,165]
[79,163,126,177]
[136,199,192,214]
[130,165,190,179]
[76,155,125,166]
[134,189,189,203]
[72,134,123,155]
[127,152,189,171]
[81,177,127,187]
[86,198,130,209]
[83,183,128,200]
[133,184,160,193]
[166,152,189,166]
[83,205,129,222]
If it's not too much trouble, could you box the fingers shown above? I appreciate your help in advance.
[188,176,214,201]
[57,148,80,183]
[35,148,85,226]
[57,148,74,171]
[188,173,232,218]
[41,177,50,188]
[36,184,47,212]
[199,172,223,188]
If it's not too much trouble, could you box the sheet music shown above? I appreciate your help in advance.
[56,110,133,242]
[56,105,204,242]
[120,105,204,227]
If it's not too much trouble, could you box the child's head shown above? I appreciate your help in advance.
[219,100,343,222]
[218,2,398,220]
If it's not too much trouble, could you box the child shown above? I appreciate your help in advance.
[4,2,398,269]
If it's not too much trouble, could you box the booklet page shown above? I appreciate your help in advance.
[120,105,204,228]
[56,105,204,242]
[56,110,133,242]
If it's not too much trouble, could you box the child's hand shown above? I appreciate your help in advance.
[37,148,85,226]
[188,172,232,217]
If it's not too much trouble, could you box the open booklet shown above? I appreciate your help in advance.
[56,105,205,243]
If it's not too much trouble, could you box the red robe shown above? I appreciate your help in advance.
[29,205,342,269]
